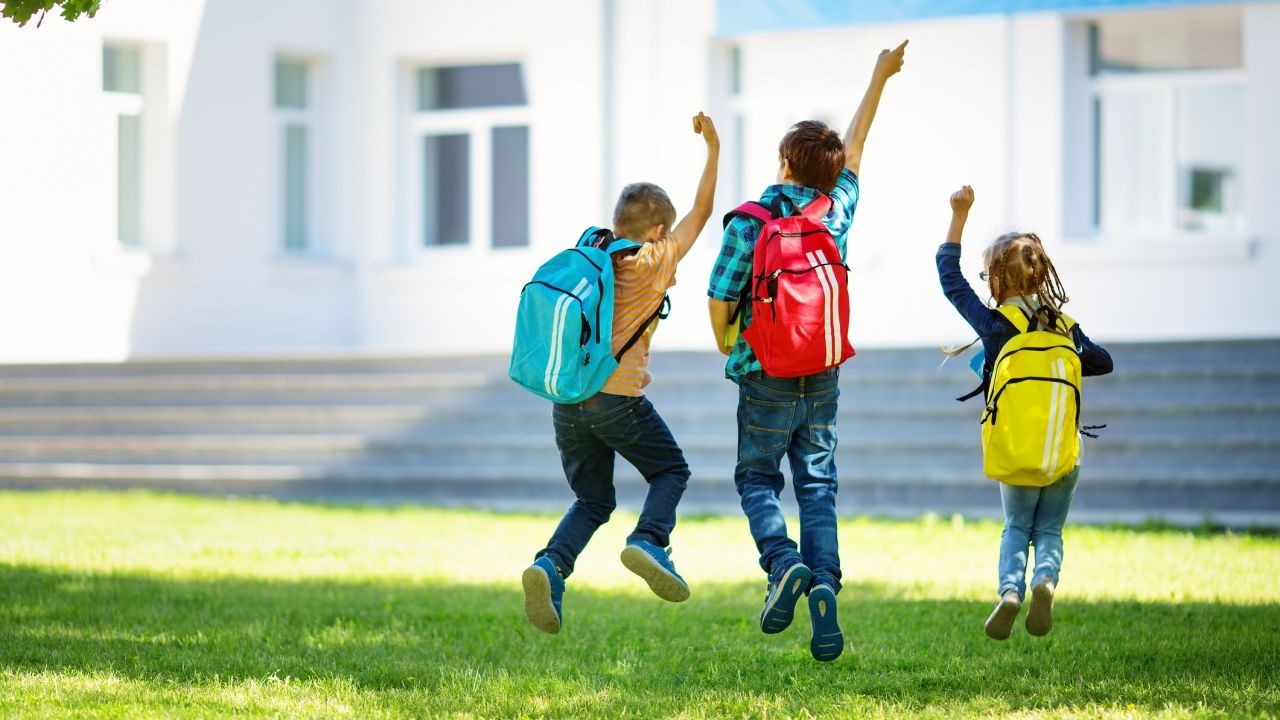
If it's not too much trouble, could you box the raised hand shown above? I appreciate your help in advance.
[693,111,719,150]
[950,185,975,214]
[875,39,908,81]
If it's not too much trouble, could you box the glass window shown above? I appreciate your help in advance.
[417,63,526,111]
[1086,9,1244,238]
[1096,90,1167,235]
[283,125,308,251]
[275,60,308,110]
[1177,84,1245,233]
[117,114,141,247]
[423,134,470,246]
[1090,10,1242,75]
[103,45,141,93]
[491,126,529,248]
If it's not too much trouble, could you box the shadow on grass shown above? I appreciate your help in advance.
[0,565,1277,716]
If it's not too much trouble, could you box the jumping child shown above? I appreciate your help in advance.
[938,185,1113,640]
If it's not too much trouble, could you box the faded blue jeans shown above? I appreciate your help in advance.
[537,393,690,578]
[734,369,842,593]
[997,467,1080,598]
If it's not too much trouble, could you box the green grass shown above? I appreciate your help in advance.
[0,491,1277,719]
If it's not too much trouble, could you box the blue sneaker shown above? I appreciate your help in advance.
[522,556,564,634]
[759,562,812,634]
[808,584,844,661]
[620,540,690,602]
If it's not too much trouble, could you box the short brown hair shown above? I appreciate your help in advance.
[613,182,676,239]
[778,120,845,193]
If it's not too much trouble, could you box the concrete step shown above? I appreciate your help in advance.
[0,341,1275,524]
[0,431,1273,463]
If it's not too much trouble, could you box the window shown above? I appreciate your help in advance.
[1087,9,1245,238]
[410,62,530,249]
[274,58,314,253]
[103,44,143,247]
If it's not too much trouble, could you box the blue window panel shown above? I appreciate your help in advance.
[491,126,530,248]
[283,125,308,251]
[718,0,1247,35]
[423,134,470,246]
[117,114,141,247]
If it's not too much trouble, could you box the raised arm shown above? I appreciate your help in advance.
[938,186,1004,337]
[843,39,907,176]
[671,112,720,260]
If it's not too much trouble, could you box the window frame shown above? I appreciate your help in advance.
[273,55,327,259]
[1084,19,1247,244]
[103,44,145,250]
[404,62,532,257]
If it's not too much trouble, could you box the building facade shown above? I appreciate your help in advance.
[0,0,1276,362]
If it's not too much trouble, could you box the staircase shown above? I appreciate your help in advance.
[0,341,1276,526]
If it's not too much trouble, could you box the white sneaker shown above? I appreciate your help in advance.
[984,590,1022,640]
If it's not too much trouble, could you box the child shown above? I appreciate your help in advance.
[706,41,907,662]
[522,113,719,635]
[938,185,1113,640]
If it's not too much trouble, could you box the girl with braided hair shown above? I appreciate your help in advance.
[937,185,1114,640]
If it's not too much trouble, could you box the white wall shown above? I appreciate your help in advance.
[710,5,1280,351]
[0,1,1274,363]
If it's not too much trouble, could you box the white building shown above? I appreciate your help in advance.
[0,0,1276,363]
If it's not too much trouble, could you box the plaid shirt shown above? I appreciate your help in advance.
[707,168,860,379]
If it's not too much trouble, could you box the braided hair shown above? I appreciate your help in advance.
[983,232,1070,335]
[941,232,1071,359]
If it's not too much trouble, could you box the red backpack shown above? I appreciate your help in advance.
[724,195,855,378]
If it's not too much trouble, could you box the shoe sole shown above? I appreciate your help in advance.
[760,564,812,634]
[521,565,561,634]
[620,545,690,603]
[1026,582,1055,636]
[984,597,1020,640]
[808,587,844,662]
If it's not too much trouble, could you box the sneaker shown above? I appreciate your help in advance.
[1026,578,1055,636]
[759,562,812,634]
[807,584,844,662]
[522,556,564,634]
[620,540,690,602]
[984,590,1022,641]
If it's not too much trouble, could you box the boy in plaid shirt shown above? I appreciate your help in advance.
[706,41,907,661]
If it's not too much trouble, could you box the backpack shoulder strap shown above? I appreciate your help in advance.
[800,193,833,221]
[605,238,642,257]
[722,201,774,230]
[576,226,612,249]
[995,304,1031,333]
[615,295,671,362]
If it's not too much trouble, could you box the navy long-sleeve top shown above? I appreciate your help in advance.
[936,243,1113,400]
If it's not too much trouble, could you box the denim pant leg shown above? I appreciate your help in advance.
[997,483,1040,598]
[538,400,624,578]
[607,396,690,548]
[735,377,802,579]
[788,380,841,593]
[1029,467,1080,588]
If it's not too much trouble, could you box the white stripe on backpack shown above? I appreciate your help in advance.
[806,251,834,367]
[816,249,842,365]
[545,279,590,398]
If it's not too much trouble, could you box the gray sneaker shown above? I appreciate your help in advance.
[1026,579,1056,636]
[984,590,1022,640]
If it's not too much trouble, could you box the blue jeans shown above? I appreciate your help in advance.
[997,467,1080,597]
[537,393,690,578]
[734,369,841,593]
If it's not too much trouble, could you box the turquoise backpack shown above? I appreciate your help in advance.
[508,227,670,403]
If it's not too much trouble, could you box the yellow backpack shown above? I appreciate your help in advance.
[981,305,1082,487]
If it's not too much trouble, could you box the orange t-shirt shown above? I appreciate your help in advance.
[599,236,679,396]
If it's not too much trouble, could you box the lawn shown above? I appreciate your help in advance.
[0,491,1277,719]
